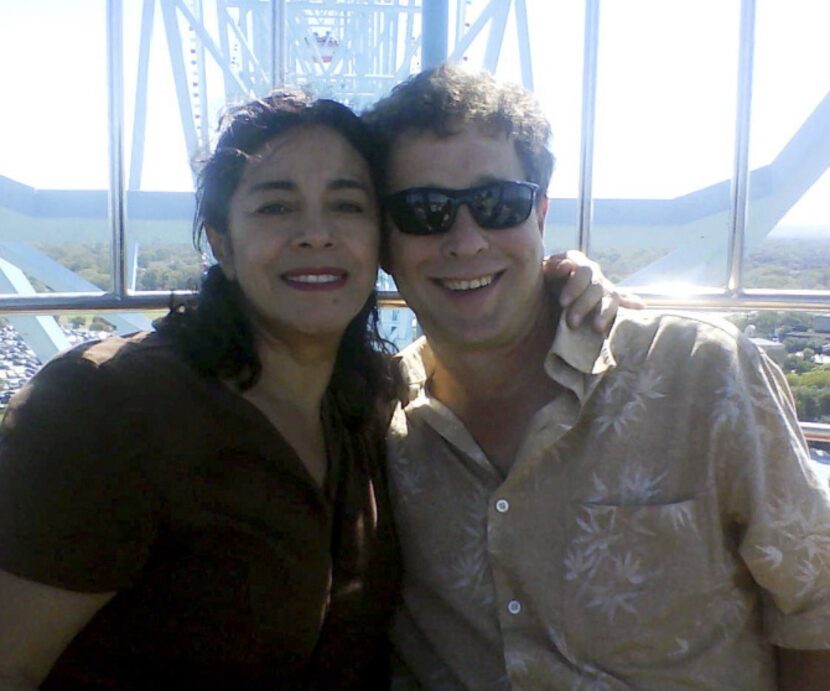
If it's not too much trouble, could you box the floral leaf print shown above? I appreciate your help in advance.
[619,467,667,506]
[756,545,784,570]
[389,451,429,504]
[612,552,645,585]
[585,585,639,622]
[594,366,667,437]
[670,637,690,657]
[665,501,699,535]
[711,371,746,434]
[796,558,822,598]
[564,546,600,583]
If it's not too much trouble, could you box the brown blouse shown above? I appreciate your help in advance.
[0,331,400,690]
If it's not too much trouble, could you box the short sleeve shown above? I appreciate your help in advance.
[719,337,830,649]
[0,352,163,593]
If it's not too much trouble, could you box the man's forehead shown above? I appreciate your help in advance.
[386,124,521,189]
[390,122,512,152]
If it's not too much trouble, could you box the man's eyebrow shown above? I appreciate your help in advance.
[474,174,510,185]
[248,180,295,193]
[407,175,507,189]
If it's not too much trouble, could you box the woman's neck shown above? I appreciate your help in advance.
[240,329,341,488]
[251,327,340,416]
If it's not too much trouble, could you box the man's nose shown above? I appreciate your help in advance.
[442,204,489,258]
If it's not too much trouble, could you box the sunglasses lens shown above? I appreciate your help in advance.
[471,182,536,229]
[388,191,454,235]
[386,181,538,235]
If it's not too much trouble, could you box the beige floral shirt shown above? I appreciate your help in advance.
[387,310,830,690]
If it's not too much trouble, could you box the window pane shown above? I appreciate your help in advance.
[451,0,583,253]
[725,310,830,425]
[744,0,830,290]
[591,0,740,289]
[0,1,111,295]
[378,292,420,352]
[526,0,584,254]
[123,0,234,291]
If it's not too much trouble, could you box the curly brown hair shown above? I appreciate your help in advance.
[362,64,555,193]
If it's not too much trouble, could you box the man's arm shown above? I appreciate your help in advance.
[777,647,830,690]
[0,568,113,690]
[544,250,645,331]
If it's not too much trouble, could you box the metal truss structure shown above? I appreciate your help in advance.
[127,0,531,188]
[129,0,426,187]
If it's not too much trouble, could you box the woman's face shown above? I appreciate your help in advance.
[208,124,380,348]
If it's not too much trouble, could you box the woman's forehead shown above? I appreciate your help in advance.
[242,124,372,185]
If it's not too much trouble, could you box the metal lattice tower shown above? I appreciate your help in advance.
[127,0,534,189]
[128,0,434,188]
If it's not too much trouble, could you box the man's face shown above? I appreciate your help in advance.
[383,125,549,352]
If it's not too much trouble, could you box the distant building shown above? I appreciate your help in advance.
[376,271,419,352]
[379,306,419,352]
[815,315,830,334]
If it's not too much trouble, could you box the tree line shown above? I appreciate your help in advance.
[7,240,830,422]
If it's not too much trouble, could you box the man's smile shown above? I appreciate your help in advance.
[434,271,503,292]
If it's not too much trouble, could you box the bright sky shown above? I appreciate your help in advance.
[0,0,828,228]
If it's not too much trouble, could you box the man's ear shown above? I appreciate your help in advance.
[205,226,236,280]
[536,195,549,235]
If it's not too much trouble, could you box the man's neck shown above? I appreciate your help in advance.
[428,298,558,405]
[426,298,562,476]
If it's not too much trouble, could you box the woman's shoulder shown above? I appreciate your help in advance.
[2,330,210,434]
[57,330,202,387]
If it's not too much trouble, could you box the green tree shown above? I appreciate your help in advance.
[89,316,115,332]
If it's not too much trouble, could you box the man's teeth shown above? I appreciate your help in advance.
[442,275,495,291]
[291,274,340,283]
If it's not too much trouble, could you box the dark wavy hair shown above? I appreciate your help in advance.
[363,64,555,195]
[156,90,395,433]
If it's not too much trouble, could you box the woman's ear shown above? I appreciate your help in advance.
[205,226,236,280]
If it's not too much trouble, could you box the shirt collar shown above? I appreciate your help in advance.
[395,314,618,407]
[545,314,617,403]
[395,336,432,406]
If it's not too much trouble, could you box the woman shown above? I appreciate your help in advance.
[0,92,620,689]
[0,93,398,690]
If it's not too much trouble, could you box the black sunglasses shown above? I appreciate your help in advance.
[383,180,541,236]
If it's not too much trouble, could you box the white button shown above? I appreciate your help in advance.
[507,599,522,615]
[495,499,510,513]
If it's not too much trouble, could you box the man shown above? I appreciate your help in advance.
[364,65,830,689]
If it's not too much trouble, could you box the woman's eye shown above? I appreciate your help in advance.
[333,200,365,214]
[256,202,291,215]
